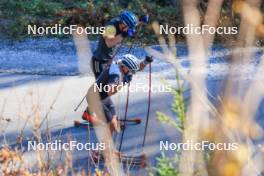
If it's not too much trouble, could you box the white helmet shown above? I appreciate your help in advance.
[121,54,140,74]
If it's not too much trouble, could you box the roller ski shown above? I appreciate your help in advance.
[91,150,147,168]
[74,108,142,128]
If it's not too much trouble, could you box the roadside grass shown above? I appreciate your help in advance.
[1,0,264,175]
[148,1,264,175]
[0,87,102,175]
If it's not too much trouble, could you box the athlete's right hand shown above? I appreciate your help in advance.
[110,116,120,133]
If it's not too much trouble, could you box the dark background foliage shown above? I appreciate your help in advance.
[0,0,263,44]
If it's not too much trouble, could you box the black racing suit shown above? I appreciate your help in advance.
[96,63,131,122]
[91,18,123,78]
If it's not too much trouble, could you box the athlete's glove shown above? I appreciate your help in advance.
[127,28,136,37]
[139,15,149,24]
[143,56,153,65]
[122,28,136,38]
[123,74,132,84]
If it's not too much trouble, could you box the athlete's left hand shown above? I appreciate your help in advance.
[121,28,136,38]
[145,56,153,63]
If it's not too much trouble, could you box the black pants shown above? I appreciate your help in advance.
[102,97,116,122]
[90,57,115,122]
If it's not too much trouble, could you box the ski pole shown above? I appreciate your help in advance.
[118,22,145,152]
[74,95,86,111]
[118,82,130,152]
[142,63,152,148]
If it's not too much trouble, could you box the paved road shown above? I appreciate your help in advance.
[0,68,185,174]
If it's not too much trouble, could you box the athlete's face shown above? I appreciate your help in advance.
[121,66,130,74]
[120,23,129,32]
